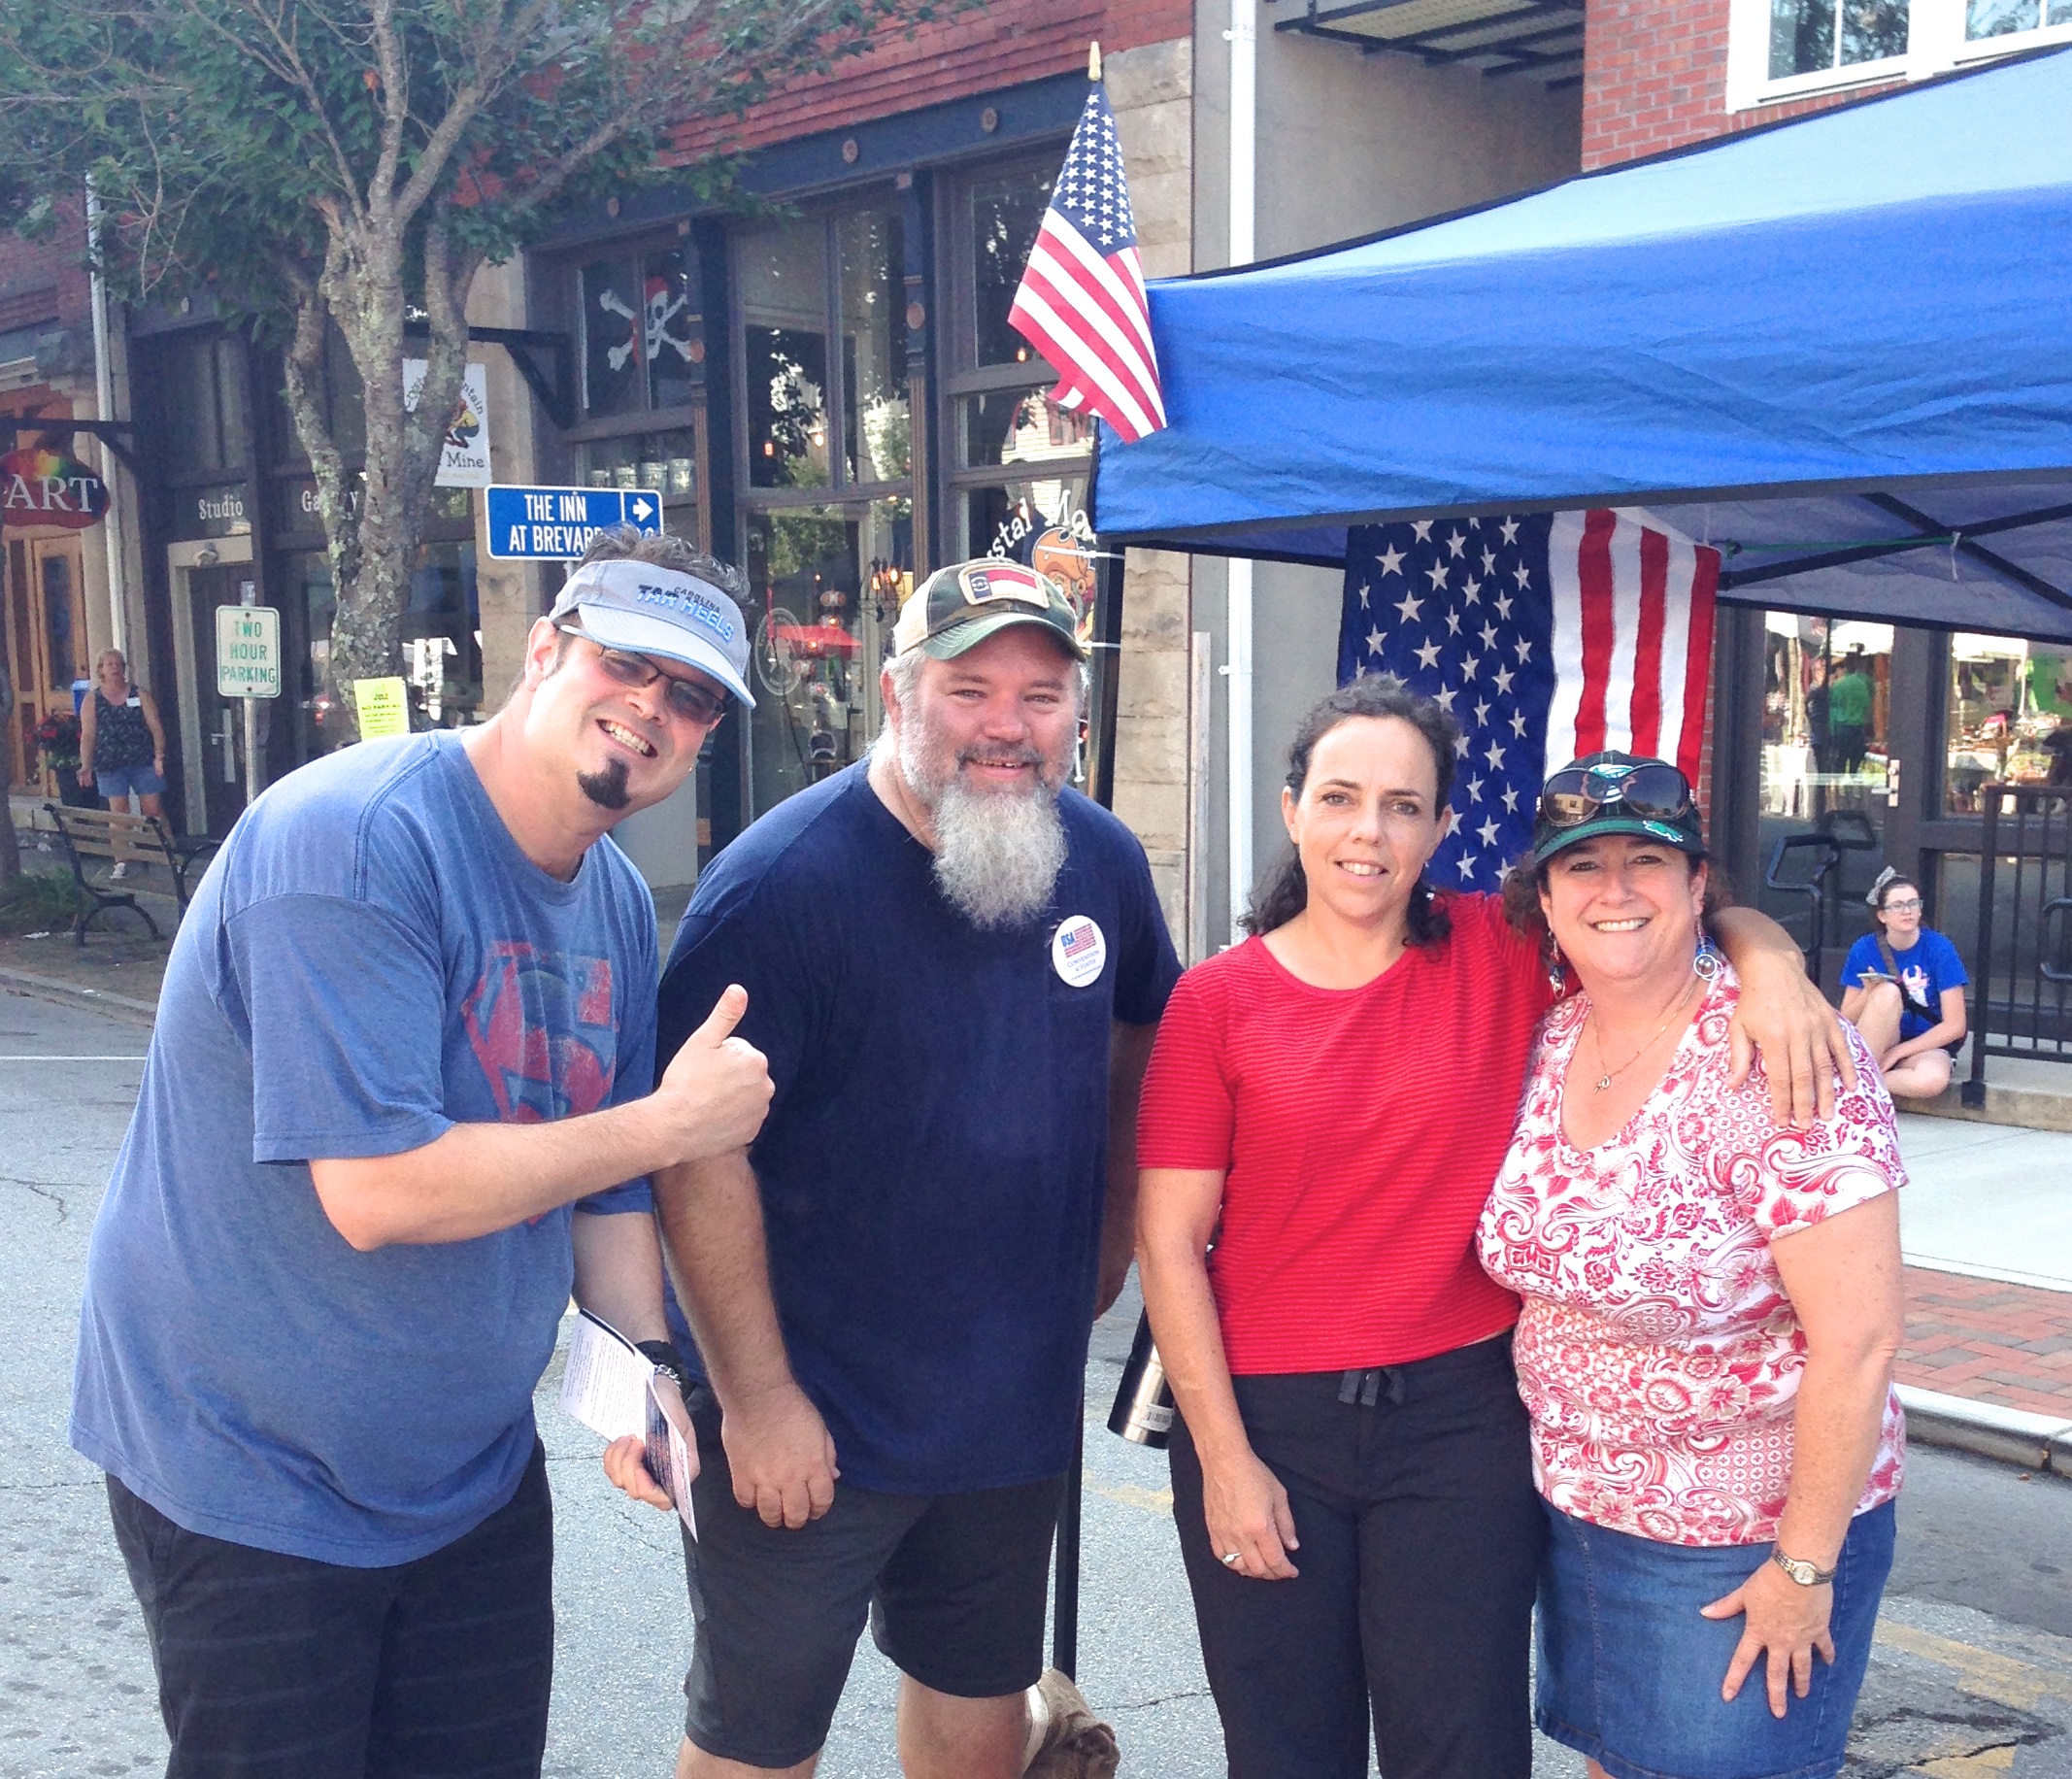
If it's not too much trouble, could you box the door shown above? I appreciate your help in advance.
[186,566,268,836]
[2,532,89,791]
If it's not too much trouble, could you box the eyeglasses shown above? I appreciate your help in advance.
[557,624,729,726]
[1537,761,1693,829]
[1881,897,1922,913]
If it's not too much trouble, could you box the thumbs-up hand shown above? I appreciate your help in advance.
[651,986,774,1163]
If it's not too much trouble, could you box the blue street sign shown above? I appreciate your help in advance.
[485,485,664,559]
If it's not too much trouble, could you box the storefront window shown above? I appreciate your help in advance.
[740,219,832,490]
[1944,633,2072,812]
[1755,614,1893,956]
[837,210,908,487]
[741,500,911,816]
[968,169,1053,368]
[580,428,697,499]
[287,542,482,758]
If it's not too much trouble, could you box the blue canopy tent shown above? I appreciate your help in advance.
[1088,44,2072,641]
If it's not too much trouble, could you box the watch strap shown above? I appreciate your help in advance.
[1771,1548,1836,1586]
[635,1339,688,1389]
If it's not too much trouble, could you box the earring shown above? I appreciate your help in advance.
[1692,936,1722,982]
[1548,940,1568,997]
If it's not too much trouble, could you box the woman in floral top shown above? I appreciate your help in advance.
[1478,752,1905,1779]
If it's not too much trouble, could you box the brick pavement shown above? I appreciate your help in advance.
[1897,1266,2072,1419]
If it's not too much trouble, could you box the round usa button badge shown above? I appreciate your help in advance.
[1051,915,1107,988]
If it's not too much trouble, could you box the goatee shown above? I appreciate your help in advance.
[578,757,632,811]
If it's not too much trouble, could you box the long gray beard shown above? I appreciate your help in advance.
[927,774,1067,929]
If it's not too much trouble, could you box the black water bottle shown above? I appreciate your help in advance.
[1107,1311,1175,1448]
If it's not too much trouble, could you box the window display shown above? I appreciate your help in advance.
[1944,633,2072,811]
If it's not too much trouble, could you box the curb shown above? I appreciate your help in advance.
[0,965,157,1028]
[1897,1383,2072,1476]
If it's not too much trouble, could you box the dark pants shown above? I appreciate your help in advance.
[1169,1335,1542,1779]
[107,1442,555,1779]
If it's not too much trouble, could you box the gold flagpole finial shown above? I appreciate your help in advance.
[1088,40,1102,81]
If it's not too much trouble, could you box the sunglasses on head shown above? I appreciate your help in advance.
[1537,761,1694,829]
[557,624,729,726]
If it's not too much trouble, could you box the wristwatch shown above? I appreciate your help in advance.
[636,1339,689,1390]
[1771,1549,1836,1587]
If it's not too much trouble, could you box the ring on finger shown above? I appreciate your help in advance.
[1220,1551,1242,1565]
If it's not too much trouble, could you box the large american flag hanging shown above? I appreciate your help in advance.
[1007,84,1167,444]
[1337,510,1720,891]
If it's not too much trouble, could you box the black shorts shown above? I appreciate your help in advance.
[107,1442,554,1779]
[679,1384,1064,1768]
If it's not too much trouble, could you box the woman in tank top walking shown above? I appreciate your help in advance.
[79,649,169,878]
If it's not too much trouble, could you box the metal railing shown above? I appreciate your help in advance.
[1961,784,2072,1105]
[1763,810,1879,977]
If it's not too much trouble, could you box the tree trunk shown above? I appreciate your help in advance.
[282,223,473,745]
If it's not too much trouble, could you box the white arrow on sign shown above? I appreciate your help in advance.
[629,495,655,522]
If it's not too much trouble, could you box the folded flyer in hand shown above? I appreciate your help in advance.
[558,1308,696,1536]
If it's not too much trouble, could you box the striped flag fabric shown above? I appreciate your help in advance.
[1336,509,1720,890]
[1007,84,1167,444]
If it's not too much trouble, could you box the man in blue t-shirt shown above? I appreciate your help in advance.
[1840,869,1969,1100]
[71,533,774,1777]
[638,559,1181,1779]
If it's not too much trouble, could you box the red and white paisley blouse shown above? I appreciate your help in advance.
[1477,965,1907,1547]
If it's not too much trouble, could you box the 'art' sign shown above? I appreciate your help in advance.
[1,446,108,530]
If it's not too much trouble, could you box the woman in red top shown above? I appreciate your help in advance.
[1135,676,1850,1779]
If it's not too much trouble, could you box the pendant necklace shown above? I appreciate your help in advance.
[1587,974,1700,1093]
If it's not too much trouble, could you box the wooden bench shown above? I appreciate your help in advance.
[41,803,222,946]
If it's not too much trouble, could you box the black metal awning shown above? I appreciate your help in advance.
[1273,0,1586,86]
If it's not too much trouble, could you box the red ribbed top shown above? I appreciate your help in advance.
[1137,893,1552,1374]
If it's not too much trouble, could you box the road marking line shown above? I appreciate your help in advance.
[1875,1621,2071,1710]
[1917,1748,2019,1777]
[1086,1481,1174,1515]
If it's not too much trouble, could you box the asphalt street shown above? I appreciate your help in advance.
[2,985,2069,1779]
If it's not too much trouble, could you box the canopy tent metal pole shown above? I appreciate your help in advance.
[1053,544,1129,1678]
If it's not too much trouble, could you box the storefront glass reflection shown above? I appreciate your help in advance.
[837,210,908,487]
[740,220,831,490]
[741,501,910,816]
[288,541,483,757]
[1945,633,2072,811]
[1755,613,1893,960]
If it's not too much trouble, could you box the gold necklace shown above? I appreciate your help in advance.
[1586,975,1700,1092]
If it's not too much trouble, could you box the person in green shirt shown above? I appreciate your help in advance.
[1827,649,1874,774]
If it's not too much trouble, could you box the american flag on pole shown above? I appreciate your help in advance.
[1337,510,1721,891]
[1007,84,1167,444]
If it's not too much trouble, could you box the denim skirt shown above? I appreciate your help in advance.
[1536,1498,1895,1779]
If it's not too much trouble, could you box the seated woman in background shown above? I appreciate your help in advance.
[1839,868,1968,1100]
[1481,753,1907,1779]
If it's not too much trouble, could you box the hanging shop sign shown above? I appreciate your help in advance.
[0,446,108,531]
[402,359,492,488]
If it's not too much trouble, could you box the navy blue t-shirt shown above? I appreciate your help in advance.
[71,733,655,1566]
[1842,926,1968,1042]
[656,762,1180,1494]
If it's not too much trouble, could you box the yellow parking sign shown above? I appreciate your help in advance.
[352,677,411,739]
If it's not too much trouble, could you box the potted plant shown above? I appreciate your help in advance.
[34,710,95,808]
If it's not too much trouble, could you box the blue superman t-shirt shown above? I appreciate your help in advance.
[71,732,655,1566]
[655,762,1181,1494]
[1842,927,1968,1042]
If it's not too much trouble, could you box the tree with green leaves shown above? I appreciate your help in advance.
[0,0,941,739]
